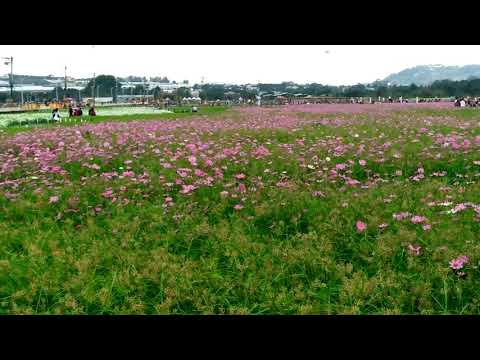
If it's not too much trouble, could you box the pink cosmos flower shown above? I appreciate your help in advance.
[422,224,432,231]
[358,160,366,166]
[336,163,346,170]
[234,204,244,210]
[186,143,197,153]
[411,215,427,224]
[165,197,173,203]
[180,184,196,194]
[48,196,59,204]
[408,244,422,256]
[214,168,224,179]
[205,159,214,167]
[393,212,410,221]
[347,179,360,186]
[356,220,367,233]
[449,255,469,270]
[449,259,464,270]
[378,223,389,230]
[237,183,247,192]
[102,189,114,198]
[188,156,197,166]
[194,169,207,177]
[252,146,271,158]
[235,173,246,180]
[122,171,135,178]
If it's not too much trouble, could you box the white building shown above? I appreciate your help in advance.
[121,81,191,94]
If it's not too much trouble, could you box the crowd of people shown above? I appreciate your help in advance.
[51,105,97,121]
[454,97,479,107]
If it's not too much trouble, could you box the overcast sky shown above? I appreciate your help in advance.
[1,45,480,85]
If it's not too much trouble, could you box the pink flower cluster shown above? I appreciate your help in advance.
[449,255,469,270]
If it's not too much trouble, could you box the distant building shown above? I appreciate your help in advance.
[0,85,55,93]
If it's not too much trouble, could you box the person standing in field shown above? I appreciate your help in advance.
[88,106,96,116]
[52,108,61,122]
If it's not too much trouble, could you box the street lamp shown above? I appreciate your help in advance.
[2,56,13,99]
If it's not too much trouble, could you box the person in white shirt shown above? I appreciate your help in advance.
[52,108,61,121]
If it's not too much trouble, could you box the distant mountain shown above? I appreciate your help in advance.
[383,65,480,86]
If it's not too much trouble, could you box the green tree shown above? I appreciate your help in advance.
[83,75,122,98]
[176,87,191,99]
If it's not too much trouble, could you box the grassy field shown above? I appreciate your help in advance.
[0,106,228,135]
[1,104,480,314]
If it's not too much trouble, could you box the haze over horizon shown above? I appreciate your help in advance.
[1,45,480,86]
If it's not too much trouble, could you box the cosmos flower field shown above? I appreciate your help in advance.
[1,103,480,314]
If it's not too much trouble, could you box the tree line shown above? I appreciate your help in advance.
[3,76,480,104]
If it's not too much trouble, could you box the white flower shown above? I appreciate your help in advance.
[325,157,331,162]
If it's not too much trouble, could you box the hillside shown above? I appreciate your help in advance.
[383,65,480,86]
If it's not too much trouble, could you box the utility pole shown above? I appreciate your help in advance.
[92,72,96,107]
[2,57,13,100]
[20,77,24,105]
[64,66,67,91]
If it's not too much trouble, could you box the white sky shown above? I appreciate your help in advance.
[1,45,480,85]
